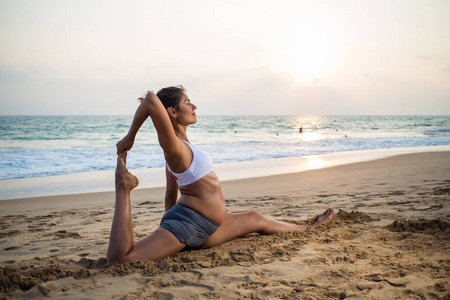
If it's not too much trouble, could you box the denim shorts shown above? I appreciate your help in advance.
[160,204,219,248]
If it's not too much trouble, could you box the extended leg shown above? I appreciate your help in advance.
[107,152,139,265]
[201,209,334,248]
[107,153,185,266]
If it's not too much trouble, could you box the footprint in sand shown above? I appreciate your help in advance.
[388,190,406,196]
[2,260,16,264]
[0,230,20,237]
[4,246,21,251]
[55,230,81,238]
[90,211,108,216]
[80,220,96,225]
[138,201,159,207]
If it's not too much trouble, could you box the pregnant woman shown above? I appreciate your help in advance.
[107,86,334,266]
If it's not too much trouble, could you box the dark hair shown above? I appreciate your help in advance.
[156,85,186,110]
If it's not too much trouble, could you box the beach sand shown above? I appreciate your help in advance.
[1,151,449,299]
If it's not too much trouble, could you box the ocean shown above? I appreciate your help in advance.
[1,115,449,180]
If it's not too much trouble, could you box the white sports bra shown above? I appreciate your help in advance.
[167,140,214,187]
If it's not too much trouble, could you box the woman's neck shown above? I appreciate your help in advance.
[174,124,188,141]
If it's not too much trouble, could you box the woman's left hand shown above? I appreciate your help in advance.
[116,134,135,154]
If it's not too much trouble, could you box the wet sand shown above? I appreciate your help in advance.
[1,151,449,299]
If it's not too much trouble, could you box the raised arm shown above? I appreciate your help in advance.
[116,97,149,154]
[117,91,180,155]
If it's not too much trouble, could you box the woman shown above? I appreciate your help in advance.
[107,86,334,266]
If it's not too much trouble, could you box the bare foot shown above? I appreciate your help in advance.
[115,152,139,191]
[311,208,334,227]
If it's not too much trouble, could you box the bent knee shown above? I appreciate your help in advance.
[106,253,133,267]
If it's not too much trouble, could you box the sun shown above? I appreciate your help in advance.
[280,32,333,80]
[266,19,339,82]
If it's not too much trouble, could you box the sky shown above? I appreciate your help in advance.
[0,0,449,115]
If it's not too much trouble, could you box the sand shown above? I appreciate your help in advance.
[1,151,449,299]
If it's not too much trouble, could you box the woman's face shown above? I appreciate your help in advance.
[175,93,197,125]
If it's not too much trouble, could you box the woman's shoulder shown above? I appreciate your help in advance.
[165,138,194,173]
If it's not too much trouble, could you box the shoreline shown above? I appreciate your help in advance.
[0,148,449,217]
[1,145,450,201]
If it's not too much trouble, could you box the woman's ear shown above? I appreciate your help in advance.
[167,107,177,118]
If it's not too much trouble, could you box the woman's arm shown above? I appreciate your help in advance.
[116,93,153,154]
[116,105,146,154]
[117,91,180,155]
[165,166,178,211]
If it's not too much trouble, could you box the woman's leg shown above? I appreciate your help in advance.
[201,209,334,249]
[107,153,185,266]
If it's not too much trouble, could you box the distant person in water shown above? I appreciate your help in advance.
[107,86,334,266]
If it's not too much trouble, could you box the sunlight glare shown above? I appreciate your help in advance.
[304,156,327,170]
[299,132,323,142]
[295,115,325,141]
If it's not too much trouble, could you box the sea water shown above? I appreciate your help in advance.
[0,115,449,180]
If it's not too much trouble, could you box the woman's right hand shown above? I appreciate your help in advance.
[116,134,135,155]
[138,90,156,102]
